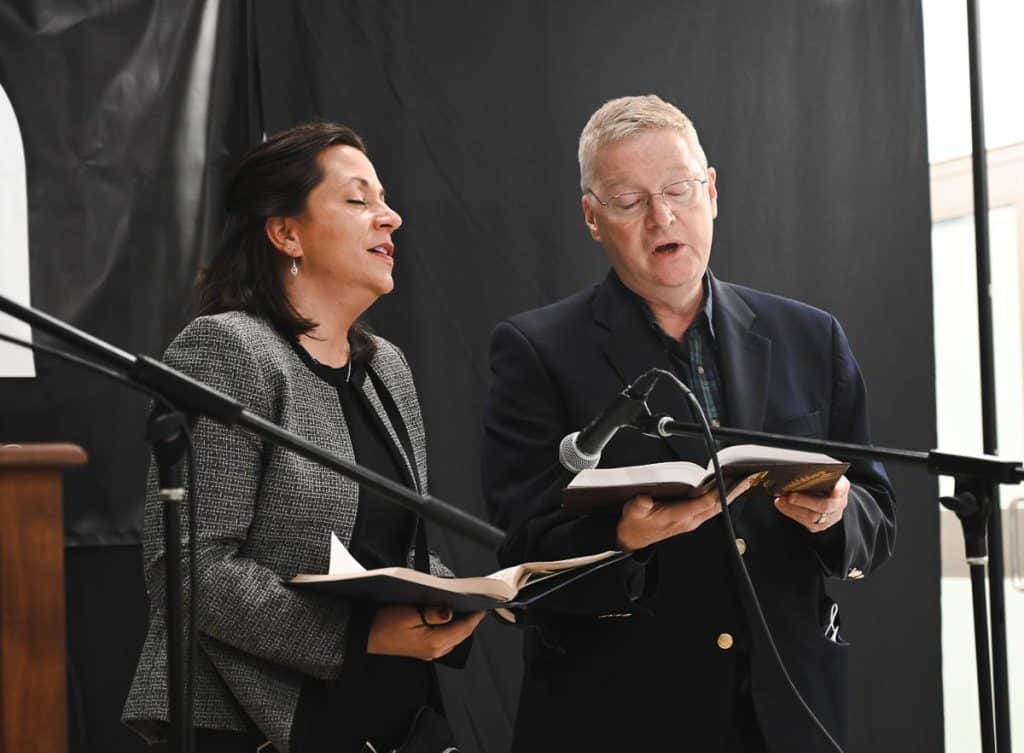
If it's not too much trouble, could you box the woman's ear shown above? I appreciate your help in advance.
[265,216,301,257]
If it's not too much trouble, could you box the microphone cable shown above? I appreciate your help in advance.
[0,331,199,753]
[642,366,845,753]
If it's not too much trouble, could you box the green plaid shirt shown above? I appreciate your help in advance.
[633,273,726,427]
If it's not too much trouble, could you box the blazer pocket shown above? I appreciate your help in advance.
[773,409,823,438]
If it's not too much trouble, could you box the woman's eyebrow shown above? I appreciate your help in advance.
[343,176,385,198]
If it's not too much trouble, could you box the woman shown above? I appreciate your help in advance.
[123,122,484,752]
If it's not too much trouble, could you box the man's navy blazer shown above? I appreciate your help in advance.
[482,271,896,752]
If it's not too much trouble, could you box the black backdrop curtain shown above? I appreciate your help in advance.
[0,0,255,542]
[0,2,938,752]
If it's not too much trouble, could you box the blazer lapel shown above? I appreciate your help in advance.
[593,273,706,461]
[710,275,772,432]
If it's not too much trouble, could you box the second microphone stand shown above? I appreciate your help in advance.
[634,416,1021,753]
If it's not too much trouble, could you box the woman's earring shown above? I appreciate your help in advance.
[290,258,299,276]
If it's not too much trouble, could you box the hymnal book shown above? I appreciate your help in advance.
[563,444,849,513]
[288,533,625,613]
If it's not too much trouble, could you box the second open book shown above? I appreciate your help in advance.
[288,532,624,612]
[563,443,849,512]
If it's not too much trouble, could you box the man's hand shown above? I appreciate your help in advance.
[366,605,485,661]
[773,475,850,533]
[615,475,757,552]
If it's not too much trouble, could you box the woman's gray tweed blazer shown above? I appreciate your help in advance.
[122,312,451,752]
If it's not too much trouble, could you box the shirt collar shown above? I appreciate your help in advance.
[612,270,716,342]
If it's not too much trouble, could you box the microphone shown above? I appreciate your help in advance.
[558,369,660,473]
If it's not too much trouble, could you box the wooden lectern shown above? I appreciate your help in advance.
[0,443,87,753]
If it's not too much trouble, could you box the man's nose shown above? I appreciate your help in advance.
[645,193,675,227]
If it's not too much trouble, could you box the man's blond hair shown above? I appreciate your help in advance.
[578,95,707,192]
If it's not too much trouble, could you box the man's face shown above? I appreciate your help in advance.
[582,128,717,303]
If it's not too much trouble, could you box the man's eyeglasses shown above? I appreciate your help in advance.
[586,177,708,218]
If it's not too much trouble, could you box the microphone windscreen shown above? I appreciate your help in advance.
[559,431,602,473]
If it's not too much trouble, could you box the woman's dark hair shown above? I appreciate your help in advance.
[192,121,377,361]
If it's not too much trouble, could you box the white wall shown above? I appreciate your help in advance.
[923,0,1024,164]
[924,1,1024,750]
[0,83,34,379]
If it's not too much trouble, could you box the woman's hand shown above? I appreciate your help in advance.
[366,605,486,661]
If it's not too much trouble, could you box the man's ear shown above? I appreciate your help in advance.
[581,194,602,243]
[265,216,301,257]
[706,167,718,220]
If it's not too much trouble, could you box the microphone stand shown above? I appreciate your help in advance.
[0,293,506,753]
[965,0,1011,749]
[0,295,507,550]
[634,415,1022,753]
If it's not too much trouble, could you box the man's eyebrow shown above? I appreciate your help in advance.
[603,168,702,192]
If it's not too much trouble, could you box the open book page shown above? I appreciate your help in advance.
[293,565,517,600]
[566,459,707,491]
[563,466,751,511]
[711,444,839,471]
[485,550,621,591]
[328,531,366,575]
[290,540,622,609]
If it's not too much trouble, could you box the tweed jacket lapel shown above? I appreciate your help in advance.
[365,342,428,494]
[358,370,419,492]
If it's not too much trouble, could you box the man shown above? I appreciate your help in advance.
[482,95,895,752]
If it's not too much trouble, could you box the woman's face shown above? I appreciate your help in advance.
[286,144,402,300]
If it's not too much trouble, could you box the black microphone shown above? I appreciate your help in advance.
[558,369,660,473]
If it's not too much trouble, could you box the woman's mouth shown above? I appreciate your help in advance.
[368,244,394,262]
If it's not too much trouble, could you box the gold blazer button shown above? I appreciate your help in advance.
[717,632,734,650]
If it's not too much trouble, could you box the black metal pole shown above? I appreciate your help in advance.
[163,489,187,753]
[632,417,1024,483]
[966,0,1012,749]
[0,293,506,551]
[970,563,998,753]
[150,410,194,753]
[237,408,506,549]
[943,479,998,753]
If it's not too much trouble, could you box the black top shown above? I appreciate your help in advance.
[288,346,440,753]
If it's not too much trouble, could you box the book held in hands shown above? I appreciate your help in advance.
[563,443,849,513]
[287,532,623,613]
